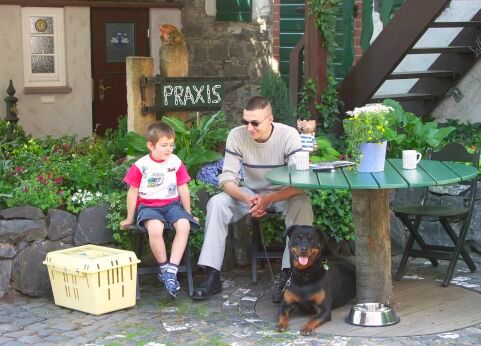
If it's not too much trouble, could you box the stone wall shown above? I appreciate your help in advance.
[181,0,272,121]
[0,205,113,299]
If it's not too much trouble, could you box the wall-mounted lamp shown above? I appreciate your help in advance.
[446,87,464,103]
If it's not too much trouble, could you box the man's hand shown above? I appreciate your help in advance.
[248,194,271,218]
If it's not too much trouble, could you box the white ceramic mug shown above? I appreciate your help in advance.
[293,151,310,170]
[402,150,422,169]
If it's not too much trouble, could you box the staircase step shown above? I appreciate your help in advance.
[431,21,481,28]
[389,70,456,79]
[370,93,437,102]
[410,46,473,54]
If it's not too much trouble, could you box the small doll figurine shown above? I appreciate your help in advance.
[297,119,317,152]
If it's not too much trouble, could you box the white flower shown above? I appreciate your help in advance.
[346,103,393,117]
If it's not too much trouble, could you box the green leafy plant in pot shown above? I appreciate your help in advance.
[343,103,402,172]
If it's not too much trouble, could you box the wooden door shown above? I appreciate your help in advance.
[92,8,149,135]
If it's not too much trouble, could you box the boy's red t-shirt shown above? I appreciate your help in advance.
[123,153,190,207]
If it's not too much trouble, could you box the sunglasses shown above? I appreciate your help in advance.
[241,114,270,127]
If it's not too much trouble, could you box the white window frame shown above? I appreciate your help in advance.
[21,7,66,88]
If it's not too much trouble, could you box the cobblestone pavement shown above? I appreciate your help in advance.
[2,254,481,346]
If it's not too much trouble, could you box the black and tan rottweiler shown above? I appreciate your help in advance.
[276,225,356,335]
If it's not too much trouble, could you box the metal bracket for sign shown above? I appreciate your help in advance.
[140,75,249,116]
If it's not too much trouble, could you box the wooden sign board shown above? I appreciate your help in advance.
[156,78,224,111]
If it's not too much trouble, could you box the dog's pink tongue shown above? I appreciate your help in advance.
[299,256,308,265]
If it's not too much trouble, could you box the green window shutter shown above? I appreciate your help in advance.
[279,0,306,86]
[216,0,252,22]
[333,0,355,81]
[380,0,405,27]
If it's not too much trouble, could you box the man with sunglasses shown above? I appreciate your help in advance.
[192,96,314,301]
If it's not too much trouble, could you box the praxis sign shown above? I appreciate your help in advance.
[159,79,224,111]
[141,75,248,115]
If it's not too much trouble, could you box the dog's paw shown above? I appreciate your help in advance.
[300,327,313,336]
[276,322,288,332]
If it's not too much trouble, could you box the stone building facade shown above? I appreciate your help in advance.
[181,0,273,120]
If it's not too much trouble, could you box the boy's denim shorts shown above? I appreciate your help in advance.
[136,201,199,232]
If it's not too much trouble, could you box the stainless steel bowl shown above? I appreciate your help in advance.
[345,303,400,327]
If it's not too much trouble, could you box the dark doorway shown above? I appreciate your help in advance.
[91,8,149,135]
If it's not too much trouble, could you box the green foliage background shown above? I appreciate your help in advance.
[259,70,296,126]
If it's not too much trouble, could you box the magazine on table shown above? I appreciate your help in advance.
[310,160,356,172]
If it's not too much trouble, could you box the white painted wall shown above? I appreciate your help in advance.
[0,6,92,138]
[432,59,481,124]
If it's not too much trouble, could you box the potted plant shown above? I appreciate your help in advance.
[343,103,399,172]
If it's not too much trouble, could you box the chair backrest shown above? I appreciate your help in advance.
[423,143,479,212]
[429,142,480,166]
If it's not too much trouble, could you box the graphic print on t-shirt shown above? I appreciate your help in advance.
[167,183,177,196]
[147,172,164,187]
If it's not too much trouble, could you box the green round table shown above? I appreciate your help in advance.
[266,158,479,304]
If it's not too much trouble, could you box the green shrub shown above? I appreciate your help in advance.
[444,120,481,149]
[382,99,456,158]
[7,177,68,211]
[309,189,354,242]
[259,188,355,244]
[103,115,129,161]
[310,134,341,163]
[260,70,296,126]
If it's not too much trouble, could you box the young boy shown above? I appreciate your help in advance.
[120,121,198,298]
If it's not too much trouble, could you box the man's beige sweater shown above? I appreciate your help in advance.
[218,122,302,193]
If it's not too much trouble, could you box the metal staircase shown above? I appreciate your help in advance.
[339,0,481,118]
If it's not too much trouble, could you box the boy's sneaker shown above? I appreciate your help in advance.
[162,272,180,298]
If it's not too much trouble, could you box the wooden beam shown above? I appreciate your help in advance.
[352,189,393,305]
[0,0,182,8]
[288,36,305,107]
[303,0,326,122]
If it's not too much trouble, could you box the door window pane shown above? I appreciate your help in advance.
[105,23,135,63]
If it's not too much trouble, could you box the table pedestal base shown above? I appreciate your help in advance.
[352,189,393,304]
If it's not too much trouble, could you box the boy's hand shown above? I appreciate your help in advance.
[120,219,134,229]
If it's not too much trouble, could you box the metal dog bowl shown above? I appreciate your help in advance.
[346,303,400,327]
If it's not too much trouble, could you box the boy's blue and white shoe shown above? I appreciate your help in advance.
[161,272,181,298]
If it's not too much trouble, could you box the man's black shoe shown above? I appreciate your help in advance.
[192,267,222,300]
[272,268,291,303]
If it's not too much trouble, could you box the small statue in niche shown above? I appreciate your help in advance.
[160,24,186,46]
[297,119,317,152]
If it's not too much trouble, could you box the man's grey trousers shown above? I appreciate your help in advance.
[198,187,314,271]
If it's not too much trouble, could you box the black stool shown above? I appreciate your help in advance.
[250,213,284,284]
[125,224,194,299]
